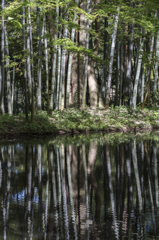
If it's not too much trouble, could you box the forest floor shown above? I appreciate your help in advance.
[0,106,159,138]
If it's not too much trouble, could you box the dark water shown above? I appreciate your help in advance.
[0,137,159,239]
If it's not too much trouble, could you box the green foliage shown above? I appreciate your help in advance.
[21,111,57,134]
[0,114,17,130]
[51,108,106,131]
[46,106,159,133]
[1,107,159,136]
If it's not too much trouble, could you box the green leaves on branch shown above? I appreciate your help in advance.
[8,17,22,29]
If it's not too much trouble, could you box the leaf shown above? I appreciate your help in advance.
[14,20,22,29]
[8,17,14,20]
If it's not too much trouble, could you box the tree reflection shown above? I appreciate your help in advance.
[0,138,159,239]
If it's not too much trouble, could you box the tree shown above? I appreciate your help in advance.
[105,7,120,110]
[1,0,159,117]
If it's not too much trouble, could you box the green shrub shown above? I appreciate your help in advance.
[21,112,57,133]
[0,114,17,130]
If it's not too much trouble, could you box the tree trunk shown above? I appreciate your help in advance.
[82,0,90,109]
[27,5,34,122]
[101,16,109,104]
[70,37,79,107]
[11,39,16,115]
[22,4,28,121]
[1,0,5,114]
[87,18,103,109]
[141,67,145,103]
[56,44,62,110]
[105,7,120,110]
[115,39,120,106]
[27,6,32,106]
[141,34,155,109]
[127,23,134,108]
[61,11,68,110]
[4,28,12,114]
[154,28,159,104]
[43,14,49,114]
[66,0,79,108]
[79,1,87,107]
[37,8,42,112]
[29,9,34,122]
[119,40,123,105]
[49,6,58,112]
[132,33,143,111]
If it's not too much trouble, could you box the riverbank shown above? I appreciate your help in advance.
[0,106,159,137]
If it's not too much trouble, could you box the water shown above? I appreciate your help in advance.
[0,135,159,239]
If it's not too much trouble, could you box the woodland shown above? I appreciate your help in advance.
[1,0,159,130]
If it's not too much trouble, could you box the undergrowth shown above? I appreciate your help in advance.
[1,106,159,135]
[19,111,57,133]
[0,114,17,130]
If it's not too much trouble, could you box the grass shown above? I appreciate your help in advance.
[0,106,159,136]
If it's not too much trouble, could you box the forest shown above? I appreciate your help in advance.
[1,0,159,123]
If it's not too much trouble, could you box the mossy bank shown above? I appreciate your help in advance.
[0,106,159,137]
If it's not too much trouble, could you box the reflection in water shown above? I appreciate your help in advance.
[0,138,159,239]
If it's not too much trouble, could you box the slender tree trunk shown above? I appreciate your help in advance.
[70,33,79,107]
[49,6,58,112]
[1,0,5,114]
[22,4,28,121]
[115,39,120,106]
[37,9,42,112]
[141,66,145,103]
[61,11,68,110]
[123,35,128,105]
[11,39,16,115]
[119,40,123,105]
[56,41,62,110]
[141,68,152,109]
[66,0,79,108]
[27,6,32,106]
[82,0,90,109]
[127,22,134,108]
[141,34,155,109]
[78,1,87,108]
[59,45,63,110]
[154,30,159,104]
[28,5,34,122]
[132,33,144,111]
[4,28,12,114]
[105,7,120,110]
[43,14,49,114]
[0,66,1,112]
[101,16,109,104]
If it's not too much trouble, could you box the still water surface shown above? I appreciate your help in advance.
[0,136,159,239]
